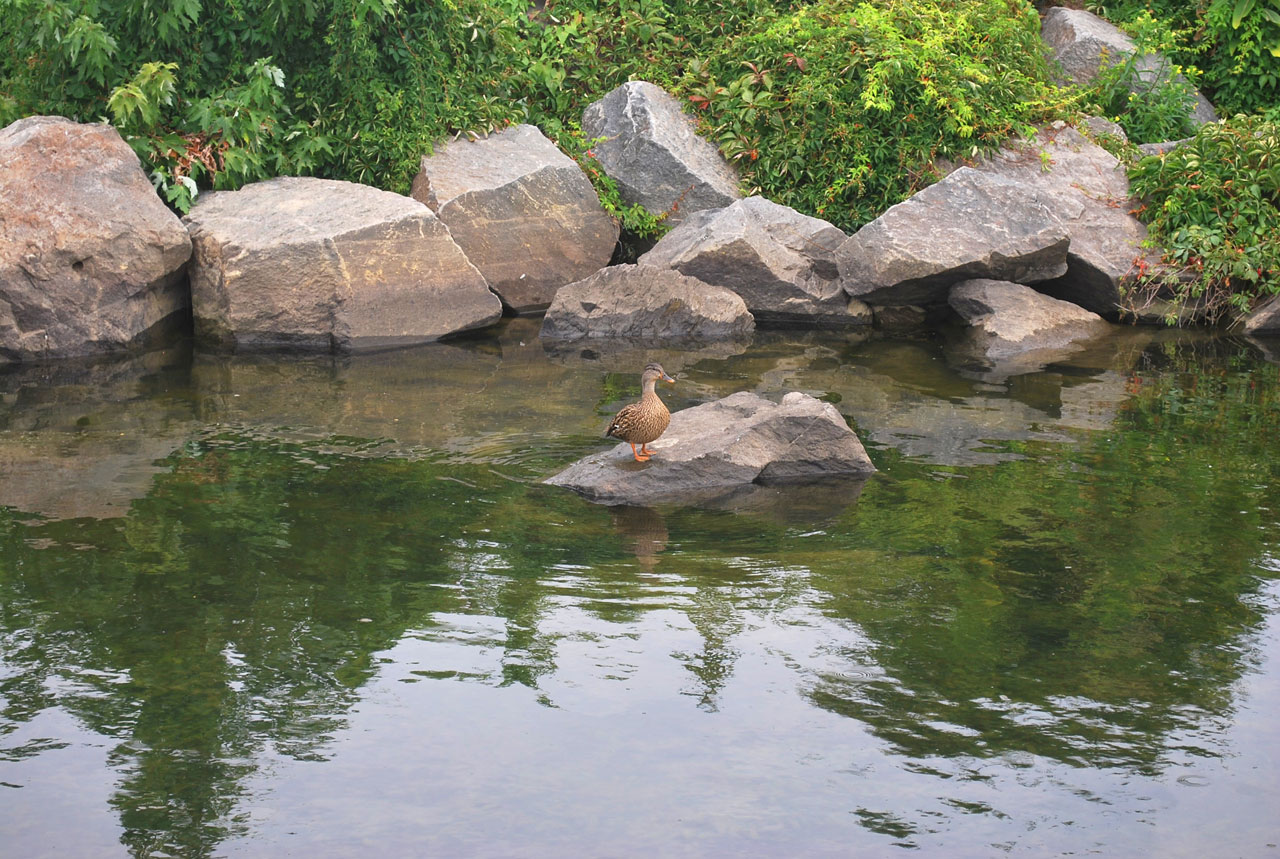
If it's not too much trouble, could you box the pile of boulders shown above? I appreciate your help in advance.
[3,6,1275,371]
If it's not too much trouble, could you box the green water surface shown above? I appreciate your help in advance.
[1,319,1278,857]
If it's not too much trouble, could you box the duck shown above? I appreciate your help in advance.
[606,362,676,461]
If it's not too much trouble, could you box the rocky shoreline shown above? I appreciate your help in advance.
[4,7,1277,368]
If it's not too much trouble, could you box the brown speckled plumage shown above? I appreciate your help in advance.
[606,362,675,461]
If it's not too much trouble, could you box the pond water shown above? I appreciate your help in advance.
[1,318,1278,857]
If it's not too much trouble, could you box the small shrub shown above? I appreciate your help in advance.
[1087,0,1280,117]
[1087,12,1202,143]
[1127,114,1280,322]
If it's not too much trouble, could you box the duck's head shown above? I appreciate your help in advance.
[644,362,676,385]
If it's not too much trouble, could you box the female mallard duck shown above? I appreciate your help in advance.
[606,362,676,461]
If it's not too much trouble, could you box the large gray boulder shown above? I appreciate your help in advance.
[1042,8,1217,131]
[582,81,741,226]
[410,124,619,313]
[0,116,192,362]
[641,196,870,326]
[969,125,1154,317]
[185,177,501,351]
[540,264,753,341]
[546,390,876,505]
[836,168,1070,307]
[948,278,1111,378]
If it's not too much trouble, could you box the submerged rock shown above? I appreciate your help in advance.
[184,177,501,352]
[411,124,619,313]
[641,196,868,326]
[540,264,753,341]
[1042,8,1217,131]
[0,116,192,362]
[836,168,1070,308]
[546,391,875,505]
[582,81,741,225]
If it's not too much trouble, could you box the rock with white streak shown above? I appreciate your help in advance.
[582,81,741,225]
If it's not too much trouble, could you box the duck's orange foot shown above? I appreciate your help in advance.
[630,443,651,462]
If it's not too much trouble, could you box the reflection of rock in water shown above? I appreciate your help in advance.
[713,328,1173,467]
[191,326,604,463]
[0,346,196,519]
[704,477,868,526]
[609,505,668,572]
[541,335,752,375]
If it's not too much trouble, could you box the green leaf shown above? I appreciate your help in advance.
[1232,0,1256,29]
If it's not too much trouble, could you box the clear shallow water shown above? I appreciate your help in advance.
[1,319,1279,857]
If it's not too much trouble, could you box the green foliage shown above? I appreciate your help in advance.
[1088,0,1280,117]
[1127,114,1280,321]
[674,0,1066,231]
[2,0,1061,229]
[1086,12,1202,143]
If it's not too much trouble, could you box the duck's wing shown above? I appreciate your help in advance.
[606,403,638,438]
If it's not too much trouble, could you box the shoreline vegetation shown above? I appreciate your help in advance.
[1,0,1277,345]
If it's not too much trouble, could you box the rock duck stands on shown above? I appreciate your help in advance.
[548,391,876,505]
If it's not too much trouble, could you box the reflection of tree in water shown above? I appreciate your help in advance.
[1,336,1277,855]
[0,440,546,857]
[808,346,1280,777]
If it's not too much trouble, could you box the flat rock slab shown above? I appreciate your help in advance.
[184,177,501,351]
[949,278,1111,359]
[1042,8,1217,130]
[641,196,869,326]
[546,391,875,505]
[583,81,741,226]
[540,264,753,341]
[837,167,1070,307]
[0,116,192,361]
[411,124,618,313]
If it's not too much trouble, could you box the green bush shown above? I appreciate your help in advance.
[676,0,1066,231]
[1087,0,1280,117]
[1086,11,1203,143]
[1127,114,1280,321]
